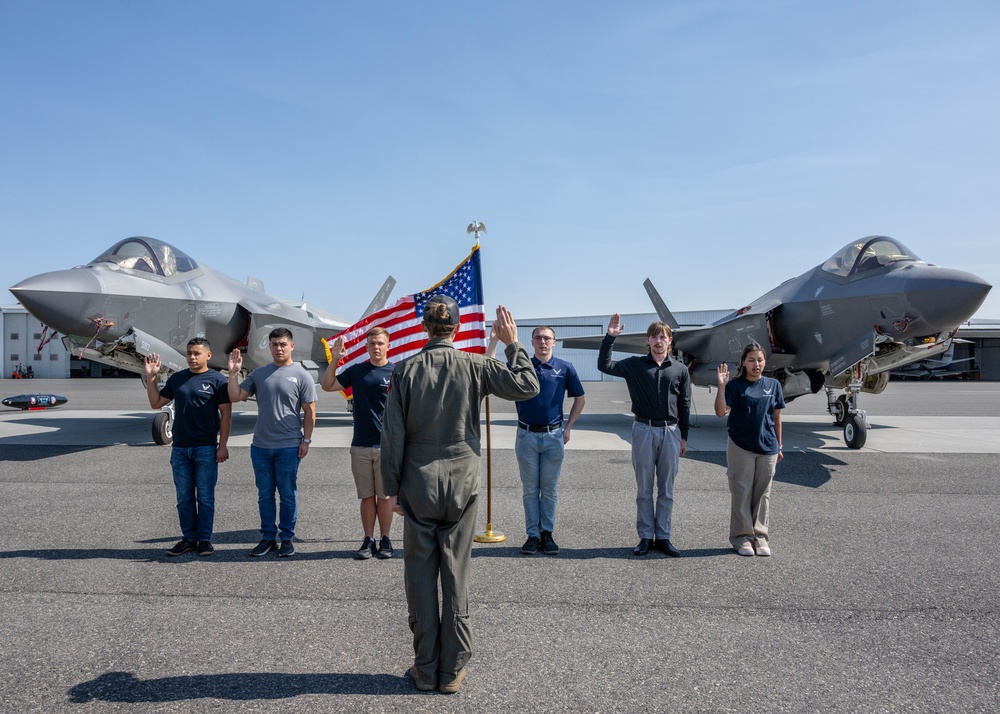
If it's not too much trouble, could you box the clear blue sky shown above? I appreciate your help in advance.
[3,1,998,324]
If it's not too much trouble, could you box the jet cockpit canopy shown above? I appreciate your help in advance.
[89,237,198,277]
[821,236,922,278]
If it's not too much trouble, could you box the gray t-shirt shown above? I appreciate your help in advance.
[240,363,317,449]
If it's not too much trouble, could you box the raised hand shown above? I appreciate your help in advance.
[493,305,519,345]
[607,313,623,337]
[331,335,347,363]
[144,353,161,380]
[228,349,243,374]
[717,362,730,387]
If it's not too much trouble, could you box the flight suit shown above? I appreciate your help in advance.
[381,337,539,684]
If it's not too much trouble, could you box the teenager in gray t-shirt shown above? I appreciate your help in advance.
[228,328,317,558]
[240,362,317,448]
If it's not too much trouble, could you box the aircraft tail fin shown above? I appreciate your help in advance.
[247,276,265,293]
[643,278,680,331]
[361,276,396,319]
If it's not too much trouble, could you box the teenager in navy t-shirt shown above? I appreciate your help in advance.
[714,342,785,557]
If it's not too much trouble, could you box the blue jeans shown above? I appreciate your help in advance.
[250,445,300,542]
[515,427,565,538]
[169,445,219,543]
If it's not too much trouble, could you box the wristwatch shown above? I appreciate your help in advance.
[301,438,312,444]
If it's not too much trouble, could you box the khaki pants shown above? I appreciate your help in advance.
[726,438,778,549]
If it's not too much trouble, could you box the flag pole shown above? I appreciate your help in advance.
[475,394,505,543]
[470,221,506,544]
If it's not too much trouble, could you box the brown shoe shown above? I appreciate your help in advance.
[438,667,467,694]
[408,665,436,692]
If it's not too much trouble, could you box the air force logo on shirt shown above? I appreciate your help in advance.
[553,368,563,377]
[199,383,213,393]
[287,377,299,384]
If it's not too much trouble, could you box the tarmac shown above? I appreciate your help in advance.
[1,378,998,712]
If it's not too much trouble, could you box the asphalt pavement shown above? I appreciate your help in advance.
[1,379,998,712]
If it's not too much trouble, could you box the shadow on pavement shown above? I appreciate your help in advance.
[67,670,417,702]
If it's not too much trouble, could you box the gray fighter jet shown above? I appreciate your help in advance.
[564,236,991,448]
[9,236,394,443]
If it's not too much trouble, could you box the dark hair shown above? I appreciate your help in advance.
[735,342,766,379]
[187,337,211,349]
[269,327,293,342]
[423,301,459,338]
[532,325,556,339]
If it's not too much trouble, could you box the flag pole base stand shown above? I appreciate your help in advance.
[474,524,506,543]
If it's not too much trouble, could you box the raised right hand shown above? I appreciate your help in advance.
[607,313,623,337]
[144,353,161,380]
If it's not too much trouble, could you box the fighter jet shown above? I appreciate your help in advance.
[9,236,394,443]
[564,236,991,449]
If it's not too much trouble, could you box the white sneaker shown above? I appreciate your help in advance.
[737,544,755,557]
[755,544,771,557]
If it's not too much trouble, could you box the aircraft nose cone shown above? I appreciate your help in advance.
[9,269,105,335]
[905,267,992,332]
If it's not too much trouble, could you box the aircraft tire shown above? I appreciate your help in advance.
[152,411,173,446]
[843,414,867,449]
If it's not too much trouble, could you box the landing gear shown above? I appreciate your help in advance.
[843,414,868,449]
[152,406,174,445]
[830,394,851,427]
[825,373,869,450]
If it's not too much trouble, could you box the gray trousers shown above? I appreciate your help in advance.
[630,422,681,540]
[726,438,777,548]
[399,449,479,683]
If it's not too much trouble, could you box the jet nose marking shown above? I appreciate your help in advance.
[9,269,106,335]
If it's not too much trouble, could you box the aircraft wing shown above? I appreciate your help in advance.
[561,333,648,354]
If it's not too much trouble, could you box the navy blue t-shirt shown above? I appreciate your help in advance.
[160,369,230,448]
[514,356,585,427]
[725,376,785,454]
[337,361,394,447]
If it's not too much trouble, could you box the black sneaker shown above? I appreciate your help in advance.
[196,541,214,557]
[376,535,394,559]
[166,539,197,557]
[521,536,539,555]
[355,536,376,560]
[250,539,277,557]
[540,531,559,556]
[278,540,295,557]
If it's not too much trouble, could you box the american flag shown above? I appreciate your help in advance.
[326,245,486,376]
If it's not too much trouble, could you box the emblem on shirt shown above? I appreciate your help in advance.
[553,369,563,376]
[199,383,213,393]
[287,377,299,384]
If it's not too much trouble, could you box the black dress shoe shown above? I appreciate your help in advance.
[633,538,653,556]
[655,538,681,558]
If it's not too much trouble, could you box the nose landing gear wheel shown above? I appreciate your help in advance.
[843,414,868,449]
[153,411,173,445]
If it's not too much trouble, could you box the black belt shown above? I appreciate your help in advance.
[635,417,674,427]
[518,421,562,433]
